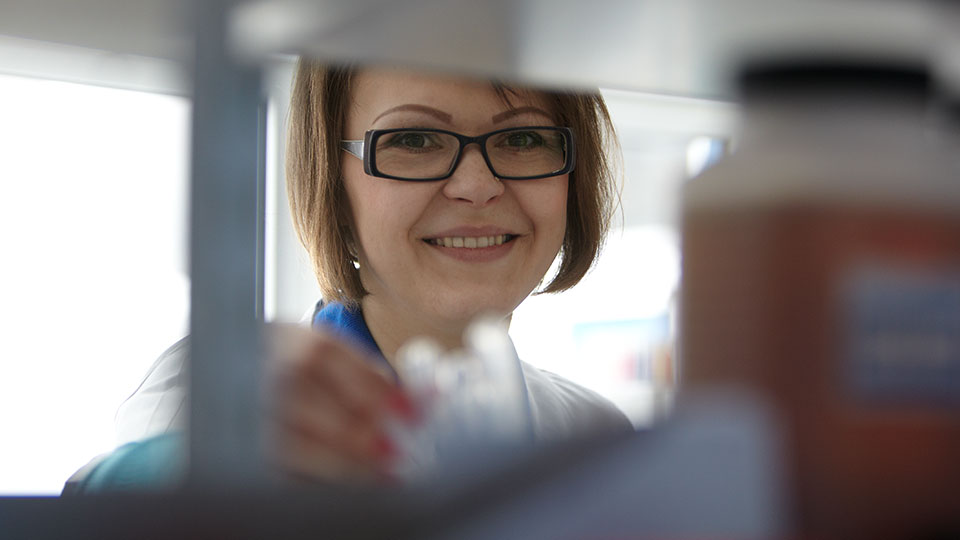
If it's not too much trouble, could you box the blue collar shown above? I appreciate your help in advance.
[312,301,395,377]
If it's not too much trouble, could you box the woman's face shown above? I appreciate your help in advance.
[343,68,568,327]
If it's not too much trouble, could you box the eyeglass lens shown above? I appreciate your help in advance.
[373,128,567,179]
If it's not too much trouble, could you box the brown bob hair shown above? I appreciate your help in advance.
[286,59,619,308]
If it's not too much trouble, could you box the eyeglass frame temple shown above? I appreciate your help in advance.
[340,140,365,160]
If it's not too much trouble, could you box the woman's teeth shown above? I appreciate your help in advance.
[428,234,513,248]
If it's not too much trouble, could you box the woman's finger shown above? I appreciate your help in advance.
[263,324,408,482]
[276,328,417,423]
[272,421,392,483]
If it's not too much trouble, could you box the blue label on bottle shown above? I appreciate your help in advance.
[843,265,960,407]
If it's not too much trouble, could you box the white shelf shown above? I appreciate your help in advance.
[227,0,942,98]
[0,0,191,62]
[3,0,954,99]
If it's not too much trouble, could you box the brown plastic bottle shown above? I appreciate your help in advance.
[947,99,960,176]
[680,61,960,539]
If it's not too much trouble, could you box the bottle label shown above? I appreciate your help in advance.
[843,264,960,407]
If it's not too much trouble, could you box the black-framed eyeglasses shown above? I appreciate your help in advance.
[340,126,576,181]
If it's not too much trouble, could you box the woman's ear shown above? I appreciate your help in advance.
[346,238,360,264]
[336,180,360,263]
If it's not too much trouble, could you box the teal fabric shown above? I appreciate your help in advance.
[73,433,185,493]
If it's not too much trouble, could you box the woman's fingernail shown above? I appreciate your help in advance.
[386,390,418,422]
[372,435,396,461]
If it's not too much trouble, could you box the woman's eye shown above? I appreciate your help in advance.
[503,131,543,148]
[398,133,427,148]
[386,132,439,150]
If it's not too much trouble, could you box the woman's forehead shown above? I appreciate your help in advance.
[348,67,553,125]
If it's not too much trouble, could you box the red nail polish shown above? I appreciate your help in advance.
[372,435,396,461]
[386,390,419,422]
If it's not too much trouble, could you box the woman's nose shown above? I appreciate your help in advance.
[441,146,505,206]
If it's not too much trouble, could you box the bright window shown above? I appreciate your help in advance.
[0,73,190,494]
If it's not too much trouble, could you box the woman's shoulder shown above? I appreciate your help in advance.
[115,337,189,444]
[520,361,633,441]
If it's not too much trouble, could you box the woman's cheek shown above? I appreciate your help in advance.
[527,180,568,238]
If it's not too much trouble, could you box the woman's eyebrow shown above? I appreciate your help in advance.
[492,106,553,124]
[373,104,452,124]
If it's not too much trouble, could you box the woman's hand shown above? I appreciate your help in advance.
[265,324,415,483]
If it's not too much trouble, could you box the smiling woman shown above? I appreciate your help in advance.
[67,61,629,491]
[338,69,570,355]
[289,65,617,355]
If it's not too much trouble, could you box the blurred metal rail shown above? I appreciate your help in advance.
[187,0,266,486]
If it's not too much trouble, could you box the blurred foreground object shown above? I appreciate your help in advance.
[4,390,787,539]
[390,318,533,481]
[431,388,787,540]
[681,56,960,537]
[949,101,960,175]
[228,0,933,98]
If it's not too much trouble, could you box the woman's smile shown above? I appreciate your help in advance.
[424,234,514,248]
[420,225,521,262]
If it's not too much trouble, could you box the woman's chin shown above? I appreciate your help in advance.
[430,296,517,328]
